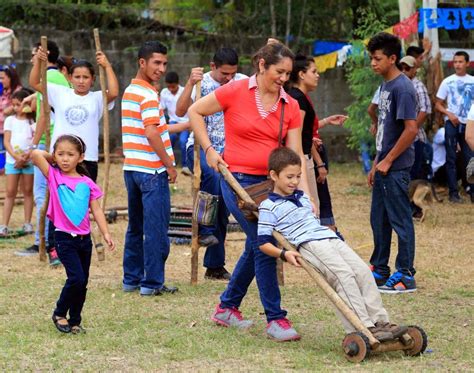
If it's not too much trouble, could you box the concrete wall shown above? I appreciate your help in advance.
[2,27,357,162]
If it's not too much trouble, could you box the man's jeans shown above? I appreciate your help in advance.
[445,120,474,197]
[220,172,286,322]
[170,130,190,168]
[187,145,227,269]
[54,231,92,327]
[370,169,416,277]
[122,171,171,291]
[33,144,48,246]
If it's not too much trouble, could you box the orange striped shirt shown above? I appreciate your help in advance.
[121,79,175,174]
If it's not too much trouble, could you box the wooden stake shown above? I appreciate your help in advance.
[217,163,380,348]
[190,81,202,285]
[38,36,51,263]
[92,28,109,262]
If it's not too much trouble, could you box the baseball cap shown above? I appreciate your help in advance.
[400,55,416,67]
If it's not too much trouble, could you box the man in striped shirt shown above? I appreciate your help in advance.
[121,41,178,296]
[257,147,407,342]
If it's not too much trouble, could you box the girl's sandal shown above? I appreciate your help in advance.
[52,314,71,333]
[71,325,86,335]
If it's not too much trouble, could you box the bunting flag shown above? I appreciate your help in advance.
[314,51,338,73]
[419,8,474,32]
[0,26,15,58]
[393,12,419,40]
[313,41,349,56]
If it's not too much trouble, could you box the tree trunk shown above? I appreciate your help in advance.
[270,0,276,37]
[296,0,307,46]
[285,0,291,46]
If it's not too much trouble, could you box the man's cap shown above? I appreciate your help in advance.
[400,55,416,67]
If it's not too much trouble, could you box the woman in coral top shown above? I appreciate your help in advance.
[189,42,314,342]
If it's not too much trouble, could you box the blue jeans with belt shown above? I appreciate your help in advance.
[54,231,92,326]
[370,169,416,277]
[122,170,171,292]
[219,172,286,322]
[445,120,473,197]
[187,145,227,269]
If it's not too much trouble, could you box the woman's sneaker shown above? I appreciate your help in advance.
[22,223,34,234]
[0,225,10,237]
[379,271,417,293]
[211,304,253,329]
[266,318,301,342]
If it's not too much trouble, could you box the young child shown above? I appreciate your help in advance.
[257,147,407,342]
[1,89,35,236]
[31,134,115,334]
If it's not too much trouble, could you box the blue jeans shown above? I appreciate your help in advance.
[34,144,49,246]
[123,171,171,291]
[314,145,335,226]
[445,120,473,197]
[220,172,286,322]
[187,145,227,268]
[54,231,92,326]
[370,169,415,277]
[170,129,190,168]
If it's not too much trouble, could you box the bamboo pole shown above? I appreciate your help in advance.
[91,28,109,262]
[38,36,51,263]
[217,163,380,349]
[190,81,202,285]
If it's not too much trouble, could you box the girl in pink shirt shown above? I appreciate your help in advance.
[31,134,115,334]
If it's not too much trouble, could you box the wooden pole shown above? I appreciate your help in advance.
[190,81,202,285]
[217,163,380,349]
[38,36,51,263]
[90,28,109,262]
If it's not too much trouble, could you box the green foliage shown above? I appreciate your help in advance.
[344,8,387,153]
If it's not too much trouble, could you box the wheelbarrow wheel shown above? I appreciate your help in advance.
[342,332,371,363]
[404,325,428,356]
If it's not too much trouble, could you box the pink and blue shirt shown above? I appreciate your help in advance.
[47,166,102,235]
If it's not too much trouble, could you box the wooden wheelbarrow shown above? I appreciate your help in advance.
[218,164,428,363]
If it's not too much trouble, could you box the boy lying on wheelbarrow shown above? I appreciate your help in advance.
[257,147,407,342]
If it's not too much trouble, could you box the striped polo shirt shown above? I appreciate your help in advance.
[122,79,174,174]
[258,190,338,247]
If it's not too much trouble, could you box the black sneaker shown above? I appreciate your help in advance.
[161,285,178,294]
[370,265,389,287]
[449,195,463,203]
[205,267,231,280]
[15,244,39,257]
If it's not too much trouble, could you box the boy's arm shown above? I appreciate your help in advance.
[90,199,115,251]
[167,121,191,134]
[259,242,301,267]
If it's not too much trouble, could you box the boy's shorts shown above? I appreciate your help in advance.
[5,162,34,175]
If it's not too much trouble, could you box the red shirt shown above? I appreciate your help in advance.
[215,76,301,175]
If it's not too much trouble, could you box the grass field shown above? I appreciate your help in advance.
[0,162,473,371]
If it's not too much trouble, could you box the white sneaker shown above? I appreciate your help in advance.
[181,167,192,176]
[22,223,34,234]
[0,225,10,237]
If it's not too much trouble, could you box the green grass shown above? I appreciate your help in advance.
[0,162,473,371]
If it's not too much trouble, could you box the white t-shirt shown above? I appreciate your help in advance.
[159,86,188,124]
[436,73,474,124]
[431,127,446,173]
[47,84,115,161]
[3,116,34,164]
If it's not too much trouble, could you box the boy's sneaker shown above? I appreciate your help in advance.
[22,223,34,234]
[375,322,408,339]
[181,166,193,176]
[211,304,253,329]
[0,225,10,237]
[205,267,231,280]
[370,265,389,287]
[48,248,61,267]
[15,244,39,256]
[266,318,301,342]
[368,326,393,342]
[379,271,417,294]
[198,234,219,247]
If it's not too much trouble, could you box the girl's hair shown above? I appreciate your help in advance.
[53,134,91,177]
[289,54,315,84]
[57,55,77,72]
[252,42,295,73]
[11,88,35,122]
[69,60,95,77]
[1,65,21,92]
